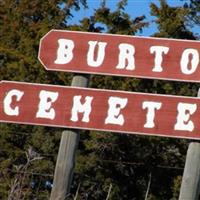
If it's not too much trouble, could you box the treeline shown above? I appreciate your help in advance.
[0,0,200,199]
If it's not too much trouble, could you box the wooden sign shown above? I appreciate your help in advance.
[1,81,200,139]
[38,30,200,82]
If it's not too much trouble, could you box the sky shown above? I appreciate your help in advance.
[69,0,198,36]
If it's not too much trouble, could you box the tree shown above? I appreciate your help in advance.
[182,0,200,38]
[0,0,87,199]
[0,0,199,199]
[150,0,195,39]
[184,0,200,26]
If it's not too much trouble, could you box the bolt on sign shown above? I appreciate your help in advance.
[38,30,200,82]
[1,81,200,139]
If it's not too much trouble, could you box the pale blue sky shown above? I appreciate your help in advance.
[69,0,199,36]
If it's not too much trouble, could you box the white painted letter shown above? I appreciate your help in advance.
[4,89,24,116]
[150,46,169,72]
[116,43,135,70]
[180,48,199,75]
[36,90,58,120]
[87,41,107,67]
[105,97,128,125]
[54,39,74,64]
[174,102,197,132]
[142,101,162,128]
[70,95,93,122]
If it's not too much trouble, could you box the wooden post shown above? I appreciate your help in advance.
[179,89,200,200]
[50,74,90,200]
[179,143,200,200]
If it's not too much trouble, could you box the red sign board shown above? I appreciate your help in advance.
[38,30,200,82]
[1,81,200,139]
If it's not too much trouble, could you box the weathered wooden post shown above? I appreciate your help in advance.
[178,143,200,200]
[50,74,90,200]
[179,89,200,200]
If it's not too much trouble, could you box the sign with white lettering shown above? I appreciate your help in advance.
[1,81,200,139]
[38,30,200,82]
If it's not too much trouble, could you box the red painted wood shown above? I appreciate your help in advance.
[38,30,200,82]
[1,81,200,139]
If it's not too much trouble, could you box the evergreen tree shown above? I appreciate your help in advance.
[0,0,87,199]
[185,0,200,26]
[150,0,195,39]
[0,0,199,199]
